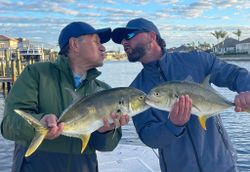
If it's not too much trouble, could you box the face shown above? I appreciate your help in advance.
[72,34,106,68]
[121,31,150,62]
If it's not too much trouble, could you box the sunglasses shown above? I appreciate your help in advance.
[125,30,146,40]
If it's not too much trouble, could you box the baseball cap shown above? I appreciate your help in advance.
[58,21,111,50]
[112,18,161,44]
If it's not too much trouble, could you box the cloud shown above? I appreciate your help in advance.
[50,4,79,15]
[169,1,212,18]
[157,0,179,5]
[0,0,249,50]
[77,3,98,9]
[122,0,150,5]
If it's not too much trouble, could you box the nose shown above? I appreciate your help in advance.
[100,44,106,52]
[121,39,128,46]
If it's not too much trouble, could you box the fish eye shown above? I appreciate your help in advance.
[154,92,160,96]
[139,96,144,100]
[118,100,123,104]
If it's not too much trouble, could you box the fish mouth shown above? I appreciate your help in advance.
[145,97,161,109]
[145,97,154,106]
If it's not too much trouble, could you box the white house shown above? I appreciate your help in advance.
[213,37,239,54]
[236,38,250,54]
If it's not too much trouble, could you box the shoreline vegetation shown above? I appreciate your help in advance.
[104,51,250,61]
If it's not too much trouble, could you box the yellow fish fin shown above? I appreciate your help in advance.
[80,134,91,153]
[112,116,121,139]
[198,115,208,130]
[25,128,48,157]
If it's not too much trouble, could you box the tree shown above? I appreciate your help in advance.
[233,29,241,41]
[220,30,228,46]
[211,30,221,44]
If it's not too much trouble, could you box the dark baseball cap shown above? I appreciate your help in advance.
[58,21,111,50]
[112,18,161,44]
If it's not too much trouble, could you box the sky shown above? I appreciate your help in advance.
[0,0,250,51]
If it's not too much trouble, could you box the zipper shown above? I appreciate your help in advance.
[216,116,229,149]
[186,126,203,172]
[157,61,167,81]
[157,61,203,172]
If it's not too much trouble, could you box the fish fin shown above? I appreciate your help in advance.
[112,128,117,139]
[80,134,91,153]
[112,117,121,139]
[25,128,47,157]
[14,109,44,128]
[183,75,194,82]
[198,115,208,130]
[201,75,211,86]
[64,87,80,101]
[200,75,217,93]
[14,109,48,157]
[200,76,233,105]
[192,104,202,112]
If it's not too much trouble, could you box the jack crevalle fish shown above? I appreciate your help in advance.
[14,87,149,157]
[145,75,249,130]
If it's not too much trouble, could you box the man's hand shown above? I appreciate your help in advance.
[234,91,250,112]
[169,95,192,126]
[40,114,64,140]
[98,112,129,133]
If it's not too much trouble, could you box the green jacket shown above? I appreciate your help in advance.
[1,55,121,172]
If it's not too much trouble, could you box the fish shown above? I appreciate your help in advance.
[14,87,150,157]
[145,75,247,130]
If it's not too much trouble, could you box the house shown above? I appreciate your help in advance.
[0,35,44,62]
[236,38,250,54]
[213,37,239,54]
[0,35,18,60]
[168,45,195,53]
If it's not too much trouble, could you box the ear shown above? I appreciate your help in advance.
[68,37,79,52]
[148,32,157,41]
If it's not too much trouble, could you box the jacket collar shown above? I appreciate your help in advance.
[54,55,101,82]
[142,51,167,71]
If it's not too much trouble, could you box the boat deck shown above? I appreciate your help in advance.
[97,144,161,172]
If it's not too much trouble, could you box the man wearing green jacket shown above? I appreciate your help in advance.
[1,22,129,172]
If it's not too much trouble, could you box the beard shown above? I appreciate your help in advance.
[127,44,147,62]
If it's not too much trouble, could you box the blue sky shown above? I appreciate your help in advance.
[0,0,250,51]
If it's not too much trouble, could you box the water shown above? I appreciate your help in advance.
[1,60,250,172]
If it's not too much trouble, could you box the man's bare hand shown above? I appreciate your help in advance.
[234,91,250,112]
[169,95,192,126]
[98,112,129,133]
[40,114,64,140]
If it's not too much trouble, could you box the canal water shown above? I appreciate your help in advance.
[0,60,250,171]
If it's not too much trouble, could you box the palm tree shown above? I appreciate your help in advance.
[220,31,228,45]
[198,41,211,51]
[219,31,228,55]
[233,29,241,41]
[211,30,222,53]
[211,30,221,44]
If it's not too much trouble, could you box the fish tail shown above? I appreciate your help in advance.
[25,129,47,157]
[14,109,48,157]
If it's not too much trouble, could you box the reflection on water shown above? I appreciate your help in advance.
[1,60,250,172]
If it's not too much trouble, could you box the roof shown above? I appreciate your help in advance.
[215,37,239,48]
[168,45,194,52]
[0,35,16,41]
[239,37,250,44]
